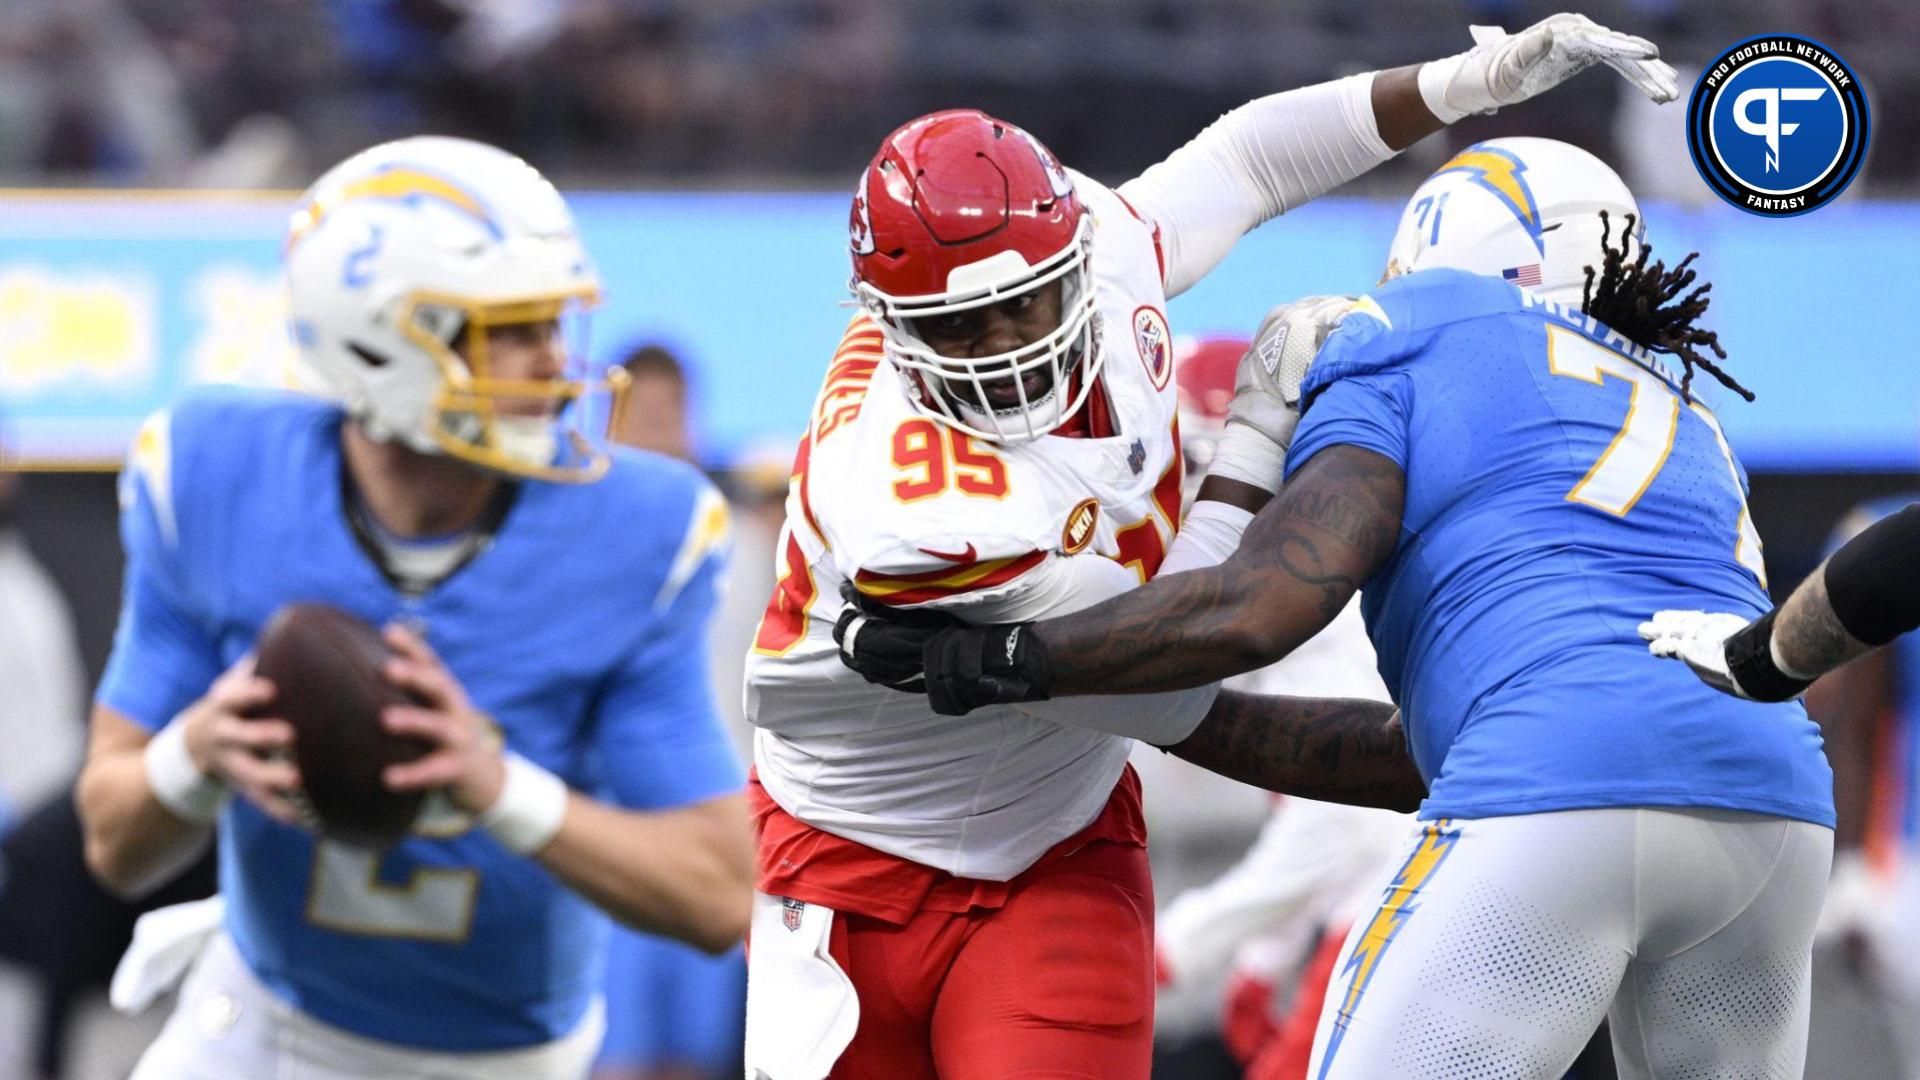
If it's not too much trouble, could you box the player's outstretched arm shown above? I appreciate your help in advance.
[1642,502,1920,700]
[838,445,1404,715]
[1121,13,1675,298]
[1167,693,1423,812]
[1038,444,1404,697]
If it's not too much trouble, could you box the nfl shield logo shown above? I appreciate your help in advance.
[781,897,806,932]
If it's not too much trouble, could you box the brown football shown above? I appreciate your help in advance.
[250,603,432,848]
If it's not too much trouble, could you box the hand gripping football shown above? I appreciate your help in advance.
[250,603,432,847]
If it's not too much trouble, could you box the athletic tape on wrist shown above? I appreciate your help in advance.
[1417,53,1474,125]
[477,753,570,855]
[1209,424,1288,494]
[144,718,226,825]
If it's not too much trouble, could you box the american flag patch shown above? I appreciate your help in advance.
[1502,264,1543,287]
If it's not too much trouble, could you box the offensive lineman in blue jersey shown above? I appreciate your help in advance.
[75,136,753,1079]
[836,138,1835,1077]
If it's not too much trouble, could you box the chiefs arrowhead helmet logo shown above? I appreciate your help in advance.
[1017,130,1075,200]
[849,177,877,256]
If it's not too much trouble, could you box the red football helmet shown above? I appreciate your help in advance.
[850,110,1100,443]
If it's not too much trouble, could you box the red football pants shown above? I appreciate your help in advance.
[824,839,1154,1080]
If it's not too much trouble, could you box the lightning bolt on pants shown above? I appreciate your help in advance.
[1305,808,1830,1080]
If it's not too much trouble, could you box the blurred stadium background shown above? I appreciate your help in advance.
[1,1,1916,1078]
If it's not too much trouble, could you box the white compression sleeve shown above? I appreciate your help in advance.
[1158,499,1255,578]
[1118,72,1393,298]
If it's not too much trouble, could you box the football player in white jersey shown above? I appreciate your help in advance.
[739,15,1678,1079]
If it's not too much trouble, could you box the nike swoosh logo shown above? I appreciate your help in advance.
[917,543,977,564]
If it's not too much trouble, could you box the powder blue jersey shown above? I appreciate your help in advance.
[1285,269,1832,827]
[97,388,743,1051]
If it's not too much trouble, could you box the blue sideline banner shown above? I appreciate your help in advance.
[0,190,1911,471]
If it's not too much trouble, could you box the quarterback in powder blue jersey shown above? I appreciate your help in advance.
[76,136,752,1080]
[838,138,1835,1078]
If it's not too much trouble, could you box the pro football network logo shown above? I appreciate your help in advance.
[1686,35,1868,217]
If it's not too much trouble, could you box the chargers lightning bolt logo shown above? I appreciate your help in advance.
[1435,147,1545,255]
[1316,820,1462,1079]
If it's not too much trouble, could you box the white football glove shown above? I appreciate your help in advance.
[1419,13,1679,125]
[1637,609,1759,699]
[1209,294,1355,494]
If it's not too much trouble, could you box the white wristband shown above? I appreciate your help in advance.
[1208,423,1289,494]
[1417,52,1476,125]
[144,718,226,825]
[477,753,570,855]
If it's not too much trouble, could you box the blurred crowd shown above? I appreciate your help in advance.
[1,0,1916,194]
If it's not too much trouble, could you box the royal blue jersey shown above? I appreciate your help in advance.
[97,388,743,1051]
[1285,269,1833,827]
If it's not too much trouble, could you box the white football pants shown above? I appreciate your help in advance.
[1306,807,1832,1080]
[128,930,605,1080]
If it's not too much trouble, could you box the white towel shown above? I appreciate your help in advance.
[109,894,226,1015]
[743,891,859,1080]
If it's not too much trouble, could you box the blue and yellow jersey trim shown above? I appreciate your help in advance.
[655,484,731,614]
[122,409,179,548]
[1317,819,1462,1079]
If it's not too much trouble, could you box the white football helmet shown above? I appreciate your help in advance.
[1383,137,1641,306]
[284,135,617,482]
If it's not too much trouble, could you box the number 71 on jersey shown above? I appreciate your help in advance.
[1548,328,1766,586]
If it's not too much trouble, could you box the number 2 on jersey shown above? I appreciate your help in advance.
[1548,327,1765,584]
[306,840,478,942]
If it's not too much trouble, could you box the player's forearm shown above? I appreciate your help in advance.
[536,791,753,953]
[1034,558,1311,693]
[1774,504,1920,679]
[1768,569,1872,680]
[1036,446,1404,695]
[1372,63,1447,151]
[76,749,215,898]
[1168,692,1423,812]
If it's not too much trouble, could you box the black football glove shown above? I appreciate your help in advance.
[832,584,958,692]
[833,588,1053,715]
[918,621,1052,716]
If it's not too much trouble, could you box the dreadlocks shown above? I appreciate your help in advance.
[1580,210,1752,402]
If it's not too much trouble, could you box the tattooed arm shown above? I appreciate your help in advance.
[1169,692,1423,811]
[1037,444,1405,695]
